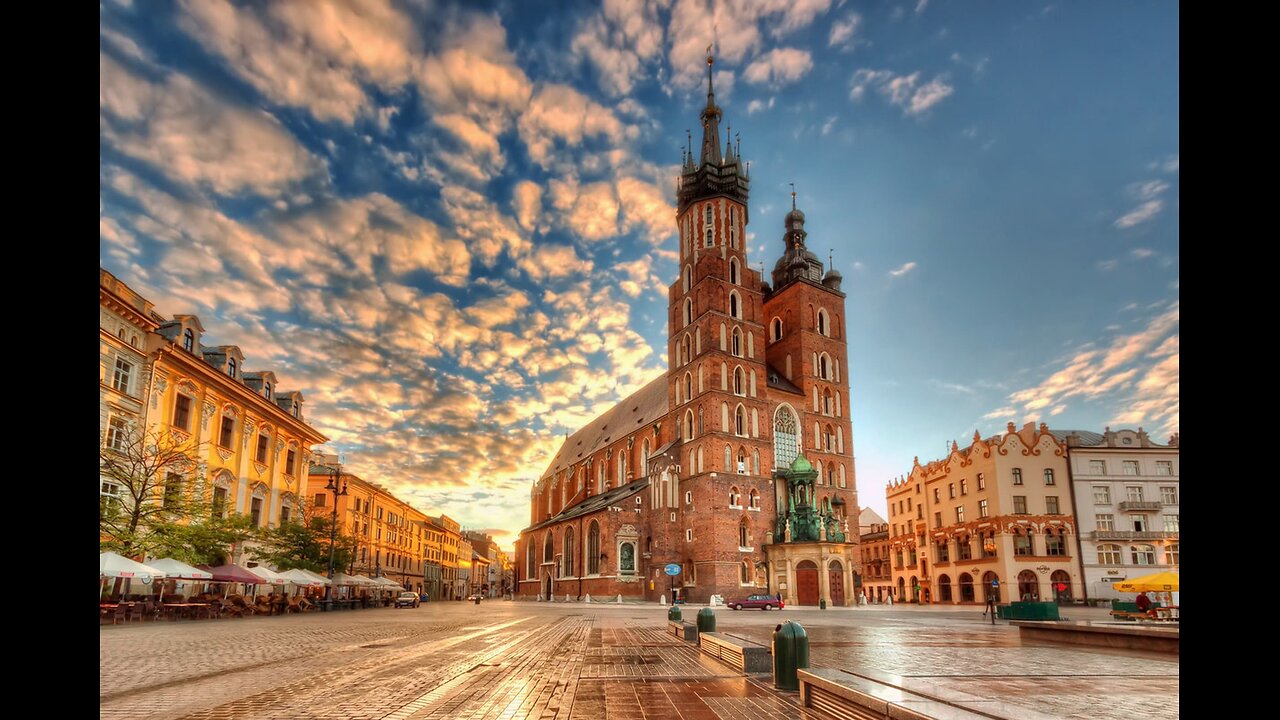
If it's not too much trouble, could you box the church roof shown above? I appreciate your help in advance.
[764,363,804,395]
[524,478,651,533]
[540,374,668,480]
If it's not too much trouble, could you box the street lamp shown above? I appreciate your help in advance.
[323,461,348,612]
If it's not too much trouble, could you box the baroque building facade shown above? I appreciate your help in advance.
[516,57,861,605]
[886,422,1083,605]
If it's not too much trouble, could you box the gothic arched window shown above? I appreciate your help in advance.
[587,521,601,574]
[770,318,782,342]
[817,308,829,336]
[774,405,799,468]
[729,291,741,319]
[732,327,742,357]
[735,404,747,436]
[729,258,739,285]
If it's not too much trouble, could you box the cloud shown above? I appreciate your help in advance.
[851,69,954,115]
[747,97,776,115]
[571,0,666,97]
[993,303,1179,436]
[821,116,837,135]
[1115,178,1172,229]
[518,84,629,169]
[667,0,831,90]
[512,181,545,233]
[889,261,917,277]
[1131,248,1156,259]
[916,0,930,14]
[1097,259,1119,271]
[743,48,814,88]
[100,52,324,197]
[829,13,862,49]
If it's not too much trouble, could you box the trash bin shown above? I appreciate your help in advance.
[696,607,716,633]
[668,606,683,622]
[819,598,827,610]
[772,621,810,691]
[474,596,481,605]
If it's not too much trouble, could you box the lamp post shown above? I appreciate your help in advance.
[323,461,348,612]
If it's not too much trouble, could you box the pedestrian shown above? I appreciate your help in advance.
[1135,591,1152,615]
[776,592,782,603]
[983,593,996,616]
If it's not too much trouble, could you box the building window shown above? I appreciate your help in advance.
[1045,496,1059,515]
[264,382,272,401]
[936,540,949,562]
[249,496,263,527]
[976,473,985,490]
[1089,460,1106,475]
[933,488,940,503]
[1096,514,1114,531]
[729,258,739,285]
[771,318,782,341]
[686,529,693,542]
[183,328,195,352]
[1130,544,1156,565]
[933,511,942,529]
[586,522,600,573]
[978,499,988,518]
[1165,544,1179,565]
[106,417,129,452]
[733,366,745,395]
[619,542,635,575]
[563,527,575,577]
[212,486,228,518]
[948,483,955,499]
[1014,533,1033,556]
[162,473,182,509]
[1097,544,1122,564]
[219,414,235,448]
[1163,514,1179,532]
[960,479,968,495]
[256,433,270,463]
[817,309,829,336]
[280,505,291,524]
[1093,486,1111,504]
[735,405,747,436]
[818,353,830,380]
[732,327,742,356]
[957,537,972,560]
[1043,469,1055,485]
[738,522,749,548]
[1045,532,1065,556]
[100,481,122,516]
[1156,461,1173,476]
[286,449,296,475]
[684,298,693,327]
[1160,486,1177,504]
[749,489,759,508]
[112,358,133,393]
[1132,514,1148,532]
[173,395,193,431]
[685,490,693,505]
[1013,495,1027,514]
[1012,468,1023,485]
[1126,486,1144,502]
[228,357,237,379]
[955,506,965,523]
[1122,460,1139,475]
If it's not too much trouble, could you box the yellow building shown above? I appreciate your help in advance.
[99,269,160,517]
[886,422,1083,605]
[307,462,428,593]
[421,519,448,600]
[144,309,327,546]
[431,515,462,600]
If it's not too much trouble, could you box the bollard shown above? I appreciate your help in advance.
[474,596,481,605]
[819,598,827,610]
[668,605,683,622]
[772,620,810,691]
[696,607,716,633]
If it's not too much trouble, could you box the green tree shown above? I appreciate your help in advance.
[149,512,257,567]
[249,498,356,574]
[100,424,214,558]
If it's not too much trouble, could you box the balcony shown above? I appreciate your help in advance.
[1091,530,1179,541]
[1118,500,1163,512]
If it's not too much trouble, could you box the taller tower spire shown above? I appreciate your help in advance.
[700,49,723,167]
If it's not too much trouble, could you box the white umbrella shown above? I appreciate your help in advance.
[278,568,325,587]
[372,576,405,592]
[244,564,290,585]
[298,569,332,586]
[146,558,213,580]
[100,551,167,581]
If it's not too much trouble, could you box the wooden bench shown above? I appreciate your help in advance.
[667,620,699,643]
[698,632,771,674]
[799,667,1062,720]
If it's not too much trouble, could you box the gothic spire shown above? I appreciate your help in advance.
[699,49,722,166]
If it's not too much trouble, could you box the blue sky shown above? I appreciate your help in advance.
[100,0,1179,548]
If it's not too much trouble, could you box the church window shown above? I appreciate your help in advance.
[182,328,194,352]
[684,372,693,402]
[737,448,746,475]
[684,298,692,327]
[729,258,739,285]
[817,308,829,336]
[733,366,745,396]
[683,265,691,292]
[641,440,650,476]
[732,327,742,357]
[705,205,713,225]
[587,521,600,574]
[735,404,747,437]
[819,353,831,380]
[563,527,575,577]
[749,488,760,508]
[770,318,782,342]
[774,406,799,468]
[729,290,741,319]
[684,410,694,441]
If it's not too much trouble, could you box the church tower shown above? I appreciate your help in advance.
[666,51,775,602]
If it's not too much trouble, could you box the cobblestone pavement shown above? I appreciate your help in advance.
[101,602,1177,720]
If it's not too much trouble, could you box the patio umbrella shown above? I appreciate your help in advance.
[244,564,290,585]
[330,573,377,586]
[278,568,325,587]
[200,563,266,584]
[1112,571,1179,593]
[297,569,332,586]
[100,551,167,581]
[147,558,213,581]
[372,576,405,592]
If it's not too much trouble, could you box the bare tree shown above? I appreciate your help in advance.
[99,424,214,558]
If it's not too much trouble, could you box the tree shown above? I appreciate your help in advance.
[149,512,257,567]
[249,496,356,574]
[100,424,214,558]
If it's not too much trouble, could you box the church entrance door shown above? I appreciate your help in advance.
[796,561,819,606]
[828,560,845,606]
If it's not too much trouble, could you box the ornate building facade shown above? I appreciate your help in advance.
[886,422,1083,605]
[515,56,861,605]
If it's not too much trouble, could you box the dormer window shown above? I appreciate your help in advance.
[227,357,237,378]
[264,382,272,401]
[183,328,194,352]
[291,400,299,417]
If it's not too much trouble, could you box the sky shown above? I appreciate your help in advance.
[99,0,1179,550]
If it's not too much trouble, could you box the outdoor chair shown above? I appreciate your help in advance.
[113,605,127,624]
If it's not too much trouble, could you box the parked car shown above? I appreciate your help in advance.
[727,594,783,611]
[395,591,420,608]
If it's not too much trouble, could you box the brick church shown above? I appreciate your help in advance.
[515,55,862,606]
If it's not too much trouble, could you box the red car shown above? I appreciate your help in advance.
[727,594,784,610]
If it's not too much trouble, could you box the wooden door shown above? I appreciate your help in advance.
[829,569,845,606]
[796,561,819,606]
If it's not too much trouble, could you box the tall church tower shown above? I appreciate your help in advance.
[666,52,775,602]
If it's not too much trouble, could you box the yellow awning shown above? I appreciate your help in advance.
[1112,571,1179,593]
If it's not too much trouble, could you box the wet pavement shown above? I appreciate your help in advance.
[100,601,1177,719]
